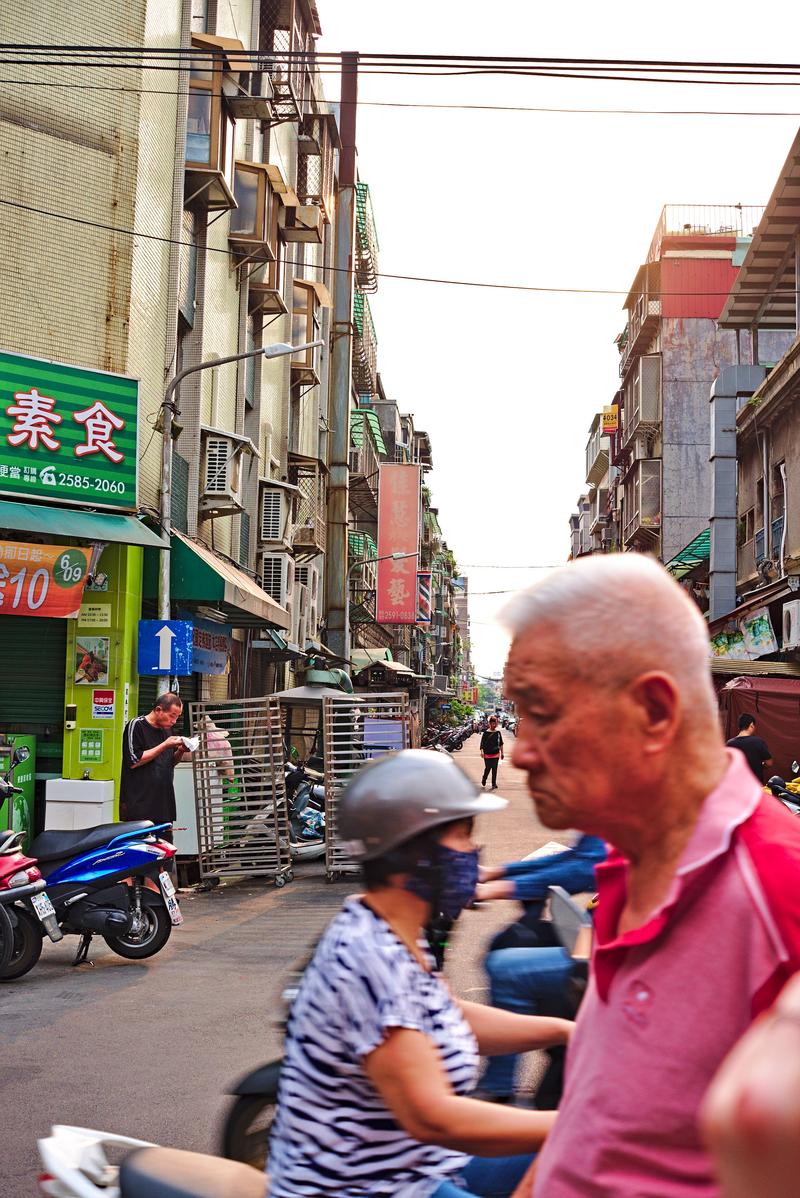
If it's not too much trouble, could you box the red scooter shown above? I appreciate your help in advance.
[0,746,62,972]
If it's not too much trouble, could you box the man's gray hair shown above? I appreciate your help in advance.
[501,553,715,705]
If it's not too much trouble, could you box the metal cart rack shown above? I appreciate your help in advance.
[189,695,292,887]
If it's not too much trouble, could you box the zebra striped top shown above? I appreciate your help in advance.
[267,897,480,1197]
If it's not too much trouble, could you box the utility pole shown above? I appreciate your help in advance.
[325,51,359,665]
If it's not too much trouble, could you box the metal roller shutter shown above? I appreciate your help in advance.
[0,615,66,768]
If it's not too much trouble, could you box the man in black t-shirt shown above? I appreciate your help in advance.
[726,712,773,782]
[120,692,191,826]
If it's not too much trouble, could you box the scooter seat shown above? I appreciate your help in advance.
[28,821,156,864]
[120,1146,266,1198]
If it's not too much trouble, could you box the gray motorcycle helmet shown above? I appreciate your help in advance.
[338,749,507,861]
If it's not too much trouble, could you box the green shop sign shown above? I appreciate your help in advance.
[0,350,139,511]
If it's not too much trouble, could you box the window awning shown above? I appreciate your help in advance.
[0,499,166,549]
[351,409,387,455]
[170,531,290,630]
[664,528,710,579]
[352,648,393,671]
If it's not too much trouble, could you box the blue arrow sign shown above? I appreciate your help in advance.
[138,620,194,676]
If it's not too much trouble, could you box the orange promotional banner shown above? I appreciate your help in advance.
[376,464,422,624]
[0,541,91,617]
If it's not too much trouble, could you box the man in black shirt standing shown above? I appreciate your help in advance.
[726,712,773,782]
[480,714,504,790]
[120,692,191,828]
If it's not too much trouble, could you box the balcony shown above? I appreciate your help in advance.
[355,182,380,294]
[585,418,611,487]
[349,409,384,511]
[619,263,661,378]
[258,0,319,123]
[646,204,765,265]
[352,291,378,396]
[589,487,610,534]
[288,454,326,560]
[622,354,662,446]
[296,113,337,224]
[623,460,662,546]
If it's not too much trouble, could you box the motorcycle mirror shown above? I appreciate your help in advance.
[11,745,29,768]
[792,761,799,775]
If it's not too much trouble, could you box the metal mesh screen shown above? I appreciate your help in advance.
[323,692,410,879]
[189,695,292,883]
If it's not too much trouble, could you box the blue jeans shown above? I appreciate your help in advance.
[481,946,574,1097]
[431,1152,535,1197]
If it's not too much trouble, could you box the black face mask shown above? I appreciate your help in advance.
[406,843,480,920]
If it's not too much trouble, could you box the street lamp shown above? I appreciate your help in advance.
[156,339,325,691]
[345,550,419,668]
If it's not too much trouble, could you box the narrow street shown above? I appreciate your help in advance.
[1,732,554,1196]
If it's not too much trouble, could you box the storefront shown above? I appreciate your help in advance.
[0,350,163,834]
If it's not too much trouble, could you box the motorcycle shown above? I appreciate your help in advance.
[2,819,182,978]
[38,1125,264,1198]
[284,761,326,861]
[0,746,63,974]
[767,774,800,816]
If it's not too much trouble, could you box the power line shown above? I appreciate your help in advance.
[0,196,781,298]
[1,74,799,118]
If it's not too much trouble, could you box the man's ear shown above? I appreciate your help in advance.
[629,672,681,754]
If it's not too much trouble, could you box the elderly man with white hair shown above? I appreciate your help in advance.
[503,554,800,1198]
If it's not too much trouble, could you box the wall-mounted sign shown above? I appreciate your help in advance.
[0,541,90,618]
[91,688,115,719]
[78,602,112,627]
[376,464,422,624]
[79,728,105,763]
[180,612,232,675]
[602,405,619,435]
[75,635,110,685]
[0,350,139,511]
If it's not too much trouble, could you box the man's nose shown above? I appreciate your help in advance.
[512,729,542,773]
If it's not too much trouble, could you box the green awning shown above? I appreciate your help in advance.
[351,409,387,456]
[0,498,166,549]
[665,528,710,579]
[170,531,291,630]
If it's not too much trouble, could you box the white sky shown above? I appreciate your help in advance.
[317,1,799,678]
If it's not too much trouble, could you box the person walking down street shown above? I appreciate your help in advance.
[267,751,574,1198]
[480,715,504,789]
[726,712,773,782]
[120,693,191,835]
[499,553,800,1198]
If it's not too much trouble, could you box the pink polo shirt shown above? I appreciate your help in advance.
[533,750,800,1198]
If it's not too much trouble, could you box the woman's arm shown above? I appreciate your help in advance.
[475,879,517,902]
[364,1027,556,1156]
[458,1000,573,1056]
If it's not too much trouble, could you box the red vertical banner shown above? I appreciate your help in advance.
[376,464,421,623]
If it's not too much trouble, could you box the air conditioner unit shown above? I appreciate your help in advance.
[293,581,309,648]
[349,446,364,475]
[259,482,292,544]
[632,435,649,463]
[200,433,244,515]
[257,551,295,609]
[280,202,324,244]
[294,562,319,633]
[783,599,800,650]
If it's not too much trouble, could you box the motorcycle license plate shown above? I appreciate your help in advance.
[30,892,56,921]
[158,871,183,926]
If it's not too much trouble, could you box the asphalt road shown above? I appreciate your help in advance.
[0,731,553,1194]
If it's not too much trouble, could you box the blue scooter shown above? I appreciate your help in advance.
[1,820,182,979]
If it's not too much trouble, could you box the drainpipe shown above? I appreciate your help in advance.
[324,52,359,664]
[156,0,192,694]
[780,461,788,578]
[708,365,767,620]
[760,432,769,569]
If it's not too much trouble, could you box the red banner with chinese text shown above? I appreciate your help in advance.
[0,541,91,617]
[376,464,422,624]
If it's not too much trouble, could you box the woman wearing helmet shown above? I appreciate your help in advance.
[267,750,573,1198]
